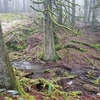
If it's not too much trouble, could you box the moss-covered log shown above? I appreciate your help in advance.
[83,83,100,92]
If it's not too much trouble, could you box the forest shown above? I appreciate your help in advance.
[0,0,100,100]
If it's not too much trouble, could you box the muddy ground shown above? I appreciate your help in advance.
[1,13,100,100]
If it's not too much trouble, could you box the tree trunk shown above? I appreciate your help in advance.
[44,0,56,61]
[3,0,9,13]
[72,0,75,25]
[23,0,26,12]
[0,0,2,13]
[68,0,70,21]
[92,0,96,28]
[88,0,92,22]
[0,22,25,95]
[58,4,62,24]
[84,0,88,28]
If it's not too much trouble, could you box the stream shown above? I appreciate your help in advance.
[12,60,100,99]
[12,60,44,72]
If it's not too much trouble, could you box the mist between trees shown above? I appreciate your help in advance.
[0,0,100,25]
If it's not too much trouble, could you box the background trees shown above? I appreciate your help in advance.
[0,0,99,28]
[0,0,31,13]
[72,0,76,25]
[3,0,8,13]
[1,0,100,60]
[30,0,81,61]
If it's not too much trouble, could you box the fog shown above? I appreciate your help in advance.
[0,0,100,24]
[0,0,84,13]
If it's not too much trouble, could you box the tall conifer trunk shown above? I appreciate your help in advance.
[44,0,56,61]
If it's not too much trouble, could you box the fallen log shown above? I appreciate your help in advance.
[83,83,100,92]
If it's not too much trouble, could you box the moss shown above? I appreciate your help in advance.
[55,53,62,60]
[90,44,100,50]
[7,41,27,51]
[40,51,44,60]
[55,44,62,51]
[79,48,86,52]
[43,55,56,62]
[64,44,87,52]
[40,50,61,61]
[54,32,59,45]
[4,47,26,96]
[71,40,100,50]
[14,79,27,96]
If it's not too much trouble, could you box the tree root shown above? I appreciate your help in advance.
[84,56,96,68]
[90,55,100,60]
[64,44,86,52]
[71,40,100,50]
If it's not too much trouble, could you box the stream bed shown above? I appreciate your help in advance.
[12,60,100,99]
[12,60,44,71]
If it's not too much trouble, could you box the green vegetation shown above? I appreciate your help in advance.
[72,40,100,50]
[64,44,87,52]
[15,68,81,100]
[0,13,27,21]
[90,43,100,50]
[55,44,62,51]
[5,27,35,51]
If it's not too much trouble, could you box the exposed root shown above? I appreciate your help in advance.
[64,44,86,52]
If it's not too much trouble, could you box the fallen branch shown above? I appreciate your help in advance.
[84,56,96,67]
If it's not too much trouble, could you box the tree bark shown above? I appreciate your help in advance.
[3,0,9,13]
[0,22,25,95]
[0,0,2,13]
[92,0,96,28]
[44,0,56,61]
[23,0,26,12]
[58,4,62,24]
[68,0,70,21]
[88,0,92,22]
[72,0,75,25]
[84,0,88,28]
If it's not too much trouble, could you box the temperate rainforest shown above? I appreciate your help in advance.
[0,0,100,100]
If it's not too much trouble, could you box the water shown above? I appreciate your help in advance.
[67,81,73,85]
[12,60,44,72]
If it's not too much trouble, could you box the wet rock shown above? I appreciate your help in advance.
[7,90,19,96]
[0,89,6,92]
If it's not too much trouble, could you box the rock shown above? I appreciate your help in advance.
[7,90,19,96]
[0,89,6,92]
[97,93,100,96]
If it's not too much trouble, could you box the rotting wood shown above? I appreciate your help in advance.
[83,83,100,92]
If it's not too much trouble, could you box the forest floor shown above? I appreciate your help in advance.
[0,13,100,100]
